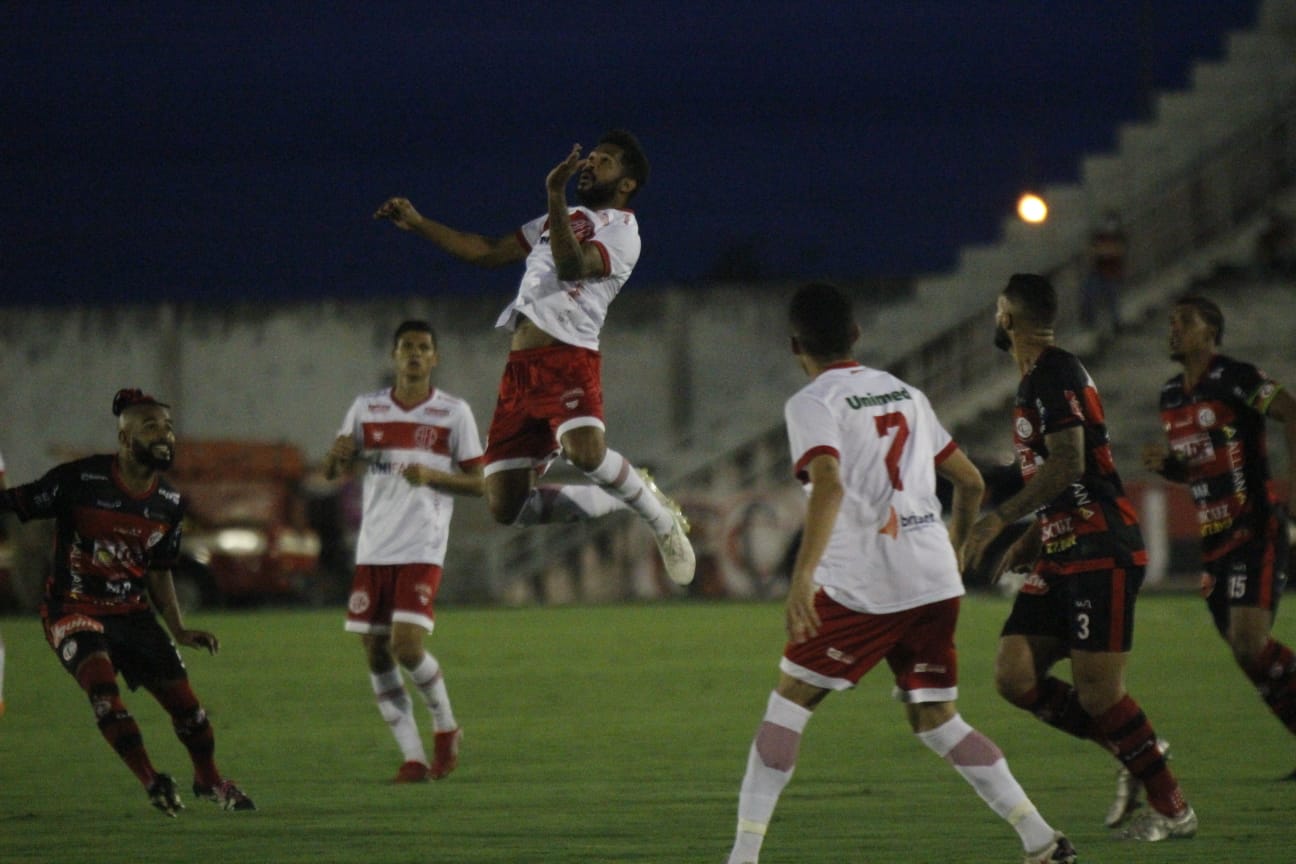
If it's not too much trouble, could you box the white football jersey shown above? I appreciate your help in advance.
[338,388,484,565]
[494,206,641,351]
[785,362,963,613]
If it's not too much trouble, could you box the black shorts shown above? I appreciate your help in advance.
[1001,566,1144,653]
[1202,514,1290,636]
[42,608,187,690]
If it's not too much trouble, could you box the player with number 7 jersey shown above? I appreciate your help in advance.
[725,283,1076,864]
[785,364,963,613]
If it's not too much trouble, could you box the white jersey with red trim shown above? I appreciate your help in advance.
[338,388,484,565]
[494,206,640,351]
[785,362,963,613]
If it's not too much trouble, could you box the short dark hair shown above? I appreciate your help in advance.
[789,282,855,359]
[600,129,649,198]
[393,319,437,349]
[1174,293,1224,345]
[1002,273,1058,327]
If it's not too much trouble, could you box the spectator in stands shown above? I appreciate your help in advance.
[1142,293,1296,776]
[1256,207,1296,279]
[1080,211,1128,338]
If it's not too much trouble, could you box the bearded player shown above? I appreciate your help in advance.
[0,389,254,815]
[374,130,695,588]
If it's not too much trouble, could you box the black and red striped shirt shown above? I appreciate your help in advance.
[1158,354,1283,562]
[7,454,184,615]
[1013,346,1147,575]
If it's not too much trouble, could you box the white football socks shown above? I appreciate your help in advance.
[581,449,674,535]
[729,691,813,864]
[915,713,1056,852]
[371,668,426,765]
[511,484,628,526]
[408,653,457,732]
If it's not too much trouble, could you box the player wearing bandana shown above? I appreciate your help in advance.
[0,389,254,816]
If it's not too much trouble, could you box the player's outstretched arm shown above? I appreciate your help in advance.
[964,426,1083,571]
[147,568,219,655]
[374,197,526,269]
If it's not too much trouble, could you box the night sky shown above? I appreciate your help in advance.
[0,2,1260,306]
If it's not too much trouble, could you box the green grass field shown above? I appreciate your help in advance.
[0,593,1293,863]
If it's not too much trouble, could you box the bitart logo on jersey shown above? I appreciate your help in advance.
[877,505,940,539]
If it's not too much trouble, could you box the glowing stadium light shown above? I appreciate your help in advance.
[1017,192,1048,224]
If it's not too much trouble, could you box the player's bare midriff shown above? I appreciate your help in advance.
[511,315,561,351]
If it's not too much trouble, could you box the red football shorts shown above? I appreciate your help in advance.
[780,590,960,703]
[484,344,604,475]
[345,563,443,634]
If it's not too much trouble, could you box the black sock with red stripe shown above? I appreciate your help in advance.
[1011,675,1102,742]
[1095,695,1186,817]
[75,656,156,786]
[150,680,219,789]
[1249,639,1296,733]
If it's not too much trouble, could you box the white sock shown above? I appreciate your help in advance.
[729,691,813,864]
[407,653,457,732]
[916,713,1056,852]
[511,484,628,526]
[371,668,426,764]
[581,449,674,535]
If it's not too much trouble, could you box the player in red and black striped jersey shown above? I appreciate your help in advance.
[965,274,1195,842]
[1142,294,1296,765]
[0,389,254,815]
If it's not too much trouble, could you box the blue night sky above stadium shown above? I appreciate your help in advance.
[1,2,1259,306]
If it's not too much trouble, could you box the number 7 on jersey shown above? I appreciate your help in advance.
[874,411,910,490]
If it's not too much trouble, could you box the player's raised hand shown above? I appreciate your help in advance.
[374,196,422,231]
[546,143,586,194]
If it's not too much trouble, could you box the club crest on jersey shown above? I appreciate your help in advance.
[1015,416,1033,439]
[348,590,371,615]
[1197,406,1216,427]
[414,426,440,450]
